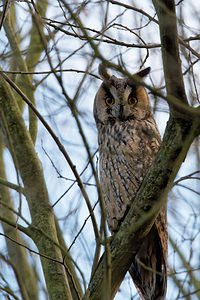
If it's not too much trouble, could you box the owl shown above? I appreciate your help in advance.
[93,64,168,300]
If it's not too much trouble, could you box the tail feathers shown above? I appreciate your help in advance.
[129,225,167,300]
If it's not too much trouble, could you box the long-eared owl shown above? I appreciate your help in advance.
[93,64,168,300]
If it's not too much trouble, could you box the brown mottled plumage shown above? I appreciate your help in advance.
[93,64,168,300]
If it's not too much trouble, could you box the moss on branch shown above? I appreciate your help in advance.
[86,110,200,299]
[0,74,72,300]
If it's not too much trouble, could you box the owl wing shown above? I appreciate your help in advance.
[129,123,168,300]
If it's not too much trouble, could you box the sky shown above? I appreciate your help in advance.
[0,0,200,299]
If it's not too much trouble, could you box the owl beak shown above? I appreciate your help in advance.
[119,105,124,121]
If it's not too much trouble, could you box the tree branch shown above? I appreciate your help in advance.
[152,0,188,109]
[0,177,24,194]
[85,113,200,300]
[0,69,100,244]
[0,71,73,300]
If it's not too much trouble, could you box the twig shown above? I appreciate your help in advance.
[0,177,24,194]
[0,254,30,300]
[52,149,98,207]
[68,200,99,252]
[0,201,30,226]
[0,0,10,31]
[0,70,100,243]
[0,68,99,78]
[0,232,64,265]
[173,170,200,186]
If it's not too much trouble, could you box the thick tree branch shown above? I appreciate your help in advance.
[3,13,37,143]
[60,2,200,298]
[152,0,188,108]
[0,74,73,300]
[85,113,200,300]
[0,69,100,243]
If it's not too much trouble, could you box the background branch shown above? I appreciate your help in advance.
[0,1,200,299]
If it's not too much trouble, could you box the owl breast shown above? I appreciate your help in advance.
[94,64,167,299]
[98,118,160,232]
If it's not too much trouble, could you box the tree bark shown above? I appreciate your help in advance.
[0,76,72,300]
[152,0,188,107]
[84,1,200,298]
[85,113,200,299]
[0,144,39,300]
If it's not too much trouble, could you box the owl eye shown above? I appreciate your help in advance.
[128,97,138,105]
[105,97,115,106]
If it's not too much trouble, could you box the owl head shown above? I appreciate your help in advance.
[93,64,153,126]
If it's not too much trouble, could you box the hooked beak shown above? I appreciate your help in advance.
[119,105,124,121]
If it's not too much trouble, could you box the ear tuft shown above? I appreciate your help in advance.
[136,67,151,78]
[99,63,112,80]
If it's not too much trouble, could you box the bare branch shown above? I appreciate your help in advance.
[152,0,188,108]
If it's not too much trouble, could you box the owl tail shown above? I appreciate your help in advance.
[129,224,167,300]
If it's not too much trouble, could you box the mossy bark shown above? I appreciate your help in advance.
[85,0,200,298]
[54,217,83,300]
[0,144,39,300]
[0,75,72,299]
[3,1,49,144]
[152,0,188,108]
[85,115,200,300]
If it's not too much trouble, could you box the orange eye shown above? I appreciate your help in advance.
[105,97,115,106]
[128,97,138,105]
